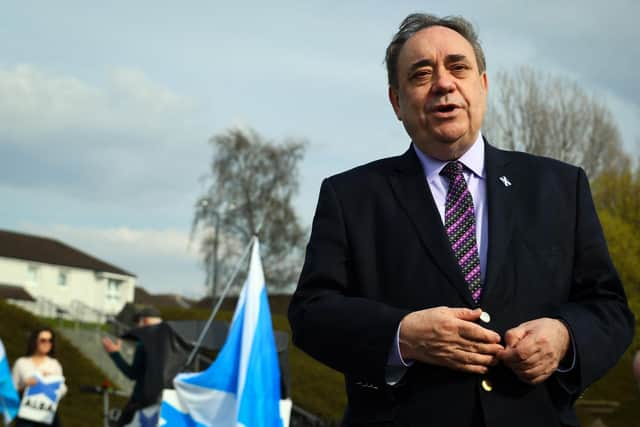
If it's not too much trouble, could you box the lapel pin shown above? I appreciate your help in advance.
[499,176,512,187]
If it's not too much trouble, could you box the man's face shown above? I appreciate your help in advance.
[389,26,488,160]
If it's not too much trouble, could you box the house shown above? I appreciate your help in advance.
[0,229,136,321]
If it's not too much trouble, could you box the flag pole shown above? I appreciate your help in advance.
[0,395,8,425]
[184,236,258,369]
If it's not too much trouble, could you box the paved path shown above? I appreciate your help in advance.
[58,326,134,394]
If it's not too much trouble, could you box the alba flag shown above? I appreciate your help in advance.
[160,239,283,427]
[0,338,20,424]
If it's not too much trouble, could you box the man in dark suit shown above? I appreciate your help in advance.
[288,13,634,427]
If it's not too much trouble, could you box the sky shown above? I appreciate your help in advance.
[1,1,638,298]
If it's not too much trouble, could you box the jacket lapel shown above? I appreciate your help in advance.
[388,146,475,307]
[482,141,514,302]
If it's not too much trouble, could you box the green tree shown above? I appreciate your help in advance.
[581,164,640,427]
[192,127,307,296]
[593,165,640,296]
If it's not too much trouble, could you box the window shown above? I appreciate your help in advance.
[27,265,39,284]
[107,279,122,302]
[58,271,68,287]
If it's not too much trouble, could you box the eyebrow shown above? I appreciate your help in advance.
[445,54,470,64]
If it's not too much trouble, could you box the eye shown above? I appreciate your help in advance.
[411,69,432,81]
[451,63,470,73]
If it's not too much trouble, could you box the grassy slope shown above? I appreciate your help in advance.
[0,300,127,427]
[577,296,640,427]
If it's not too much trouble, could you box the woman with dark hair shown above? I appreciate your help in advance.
[11,327,67,427]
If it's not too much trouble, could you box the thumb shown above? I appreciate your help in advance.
[504,326,526,348]
[451,307,482,321]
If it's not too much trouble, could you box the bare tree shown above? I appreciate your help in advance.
[192,126,307,296]
[485,66,627,178]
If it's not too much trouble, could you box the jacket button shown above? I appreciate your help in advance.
[481,379,493,392]
[480,311,491,323]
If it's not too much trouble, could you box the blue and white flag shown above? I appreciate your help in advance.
[0,339,20,424]
[160,239,282,427]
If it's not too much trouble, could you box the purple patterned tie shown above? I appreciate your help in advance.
[441,161,482,303]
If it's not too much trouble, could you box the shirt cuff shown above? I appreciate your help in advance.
[556,320,576,373]
[385,322,414,385]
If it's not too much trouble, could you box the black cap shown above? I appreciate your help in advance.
[134,306,162,322]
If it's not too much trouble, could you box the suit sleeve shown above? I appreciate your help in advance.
[288,178,410,383]
[109,344,145,381]
[555,167,634,396]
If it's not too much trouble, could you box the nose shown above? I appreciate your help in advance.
[431,68,455,95]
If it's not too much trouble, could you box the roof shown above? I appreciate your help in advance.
[134,287,193,308]
[0,229,135,277]
[0,284,36,301]
[195,293,292,315]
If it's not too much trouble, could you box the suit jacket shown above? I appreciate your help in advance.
[288,142,634,427]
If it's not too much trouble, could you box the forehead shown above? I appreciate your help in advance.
[38,331,52,338]
[398,25,477,67]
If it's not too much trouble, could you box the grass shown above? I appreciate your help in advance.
[0,300,127,427]
[575,296,640,427]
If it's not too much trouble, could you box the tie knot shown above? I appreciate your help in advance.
[440,161,464,180]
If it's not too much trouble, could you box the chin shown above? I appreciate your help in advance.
[435,133,466,145]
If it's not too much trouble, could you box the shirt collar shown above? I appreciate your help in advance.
[412,132,485,180]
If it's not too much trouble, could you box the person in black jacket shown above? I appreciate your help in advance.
[288,12,634,427]
[101,307,162,426]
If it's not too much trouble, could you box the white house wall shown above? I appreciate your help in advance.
[0,256,135,320]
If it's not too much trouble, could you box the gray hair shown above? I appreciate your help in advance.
[385,13,487,88]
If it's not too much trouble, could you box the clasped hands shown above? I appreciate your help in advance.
[399,307,570,385]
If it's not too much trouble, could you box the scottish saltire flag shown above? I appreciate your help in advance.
[0,338,19,424]
[160,239,282,427]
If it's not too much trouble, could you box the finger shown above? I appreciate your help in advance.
[449,349,498,367]
[451,307,483,322]
[458,322,501,343]
[461,340,505,356]
[500,336,539,364]
[511,346,546,370]
[517,364,553,385]
[504,326,527,347]
[498,347,522,364]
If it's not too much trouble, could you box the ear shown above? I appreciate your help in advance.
[388,86,402,121]
[481,71,488,93]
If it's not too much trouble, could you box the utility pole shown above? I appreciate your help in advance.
[199,199,221,304]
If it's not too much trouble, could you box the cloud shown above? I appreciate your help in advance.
[474,0,640,106]
[0,64,194,140]
[0,64,206,208]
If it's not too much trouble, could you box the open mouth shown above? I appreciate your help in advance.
[433,104,457,113]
